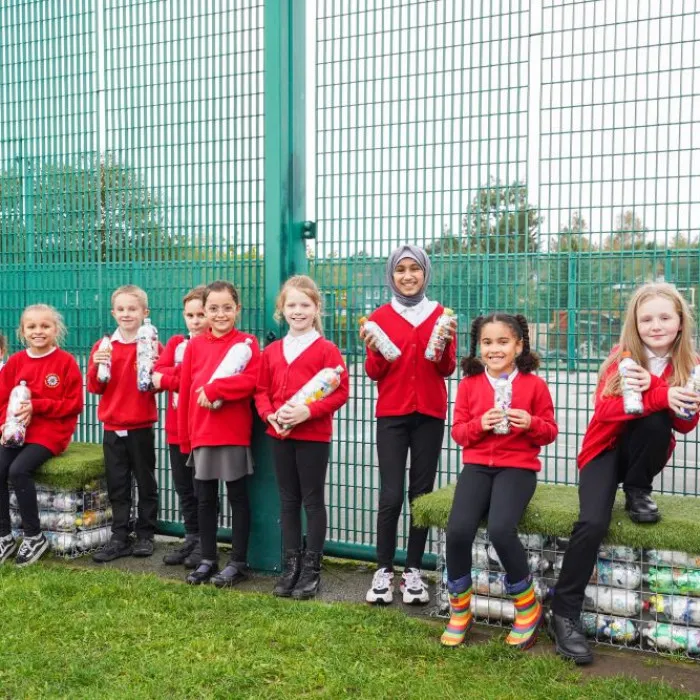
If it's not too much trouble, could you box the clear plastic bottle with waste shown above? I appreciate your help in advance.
[2,381,31,448]
[279,366,345,431]
[207,338,253,409]
[96,335,112,383]
[424,308,456,362]
[359,317,401,362]
[619,351,643,414]
[492,374,512,435]
[676,365,700,420]
[136,318,159,391]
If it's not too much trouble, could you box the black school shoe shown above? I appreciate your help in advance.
[93,538,133,563]
[163,535,199,566]
[548,613,593,665]
[132,538,155,557]
[624,488,660,523]
[211,560,248,588]
[15,533,49,567]
[186,560,218,585]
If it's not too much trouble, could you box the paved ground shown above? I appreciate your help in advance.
[62,538,700,695]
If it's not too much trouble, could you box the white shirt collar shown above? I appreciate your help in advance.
[644,345,670,377]
[111,328,137,344]
[25,346,58,359]
[390,296,438,328]
[283,329,321,363]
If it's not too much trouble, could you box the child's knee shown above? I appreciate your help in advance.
[638,411,672,436]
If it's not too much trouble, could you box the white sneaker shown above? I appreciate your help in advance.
[401,568,430,605]
[366,567,394,604]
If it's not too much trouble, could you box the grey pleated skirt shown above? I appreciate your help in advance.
[187,445,254,482]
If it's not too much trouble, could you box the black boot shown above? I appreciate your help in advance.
[291,551,322,600]
[624,488,660,523]
[273,549,302,598]
[183,538,203,569]
[163,535,198,566]
[548,613,593,665]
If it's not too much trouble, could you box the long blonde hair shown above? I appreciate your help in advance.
[17,304,67,347]
[600,283,696,395]
[274,275,324,334]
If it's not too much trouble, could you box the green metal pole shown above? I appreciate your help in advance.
[23,159,35,268]
[566,253,577,372]
[248,0,308,572]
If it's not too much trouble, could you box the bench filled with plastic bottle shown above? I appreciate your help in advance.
[10,481,112,557]
[414,483,700,659]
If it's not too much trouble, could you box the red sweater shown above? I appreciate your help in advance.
[255,337,349,443]
[364,303,456,419]
[87,336,163,431]
[578,359,699,469]
[178,328,260,453]
[451,371,558,472]
[0,348,83,455]
[154,334,187,445]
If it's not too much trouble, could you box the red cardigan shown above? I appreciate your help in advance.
[364,303,456,419]
[0,348,83,455]
[577,359,699,469]
[87,337,163,431]
[451,371,558,472]
[154,334,186,445]
[254,337,349,443]
[178,328,260,453]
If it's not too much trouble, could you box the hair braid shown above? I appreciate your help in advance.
[461,315,486,376]
[514,314,540,372]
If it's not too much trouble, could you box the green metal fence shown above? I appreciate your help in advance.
[2,1,700,569]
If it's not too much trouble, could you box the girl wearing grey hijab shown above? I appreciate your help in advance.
[362,245,457,606]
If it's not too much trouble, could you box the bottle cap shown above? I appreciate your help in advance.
[499,373,509,379]
[444,308,455,316]
[359,316,368,325]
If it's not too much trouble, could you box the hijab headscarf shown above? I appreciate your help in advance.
[386,245,431,307]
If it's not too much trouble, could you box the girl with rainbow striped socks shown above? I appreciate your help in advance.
[441,313,558,649]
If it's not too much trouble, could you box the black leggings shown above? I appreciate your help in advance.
[376,413,444,570]
[196,476,249,563]
[0,443,53,538]
[551,411,672,619]
[272,438,330,553]
[168,445,198,535]
[445,464,537,584]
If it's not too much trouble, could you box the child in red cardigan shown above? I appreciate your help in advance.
[361,245,456,606]
[152,286,208,568]
[0,304,83,566]
[178,280,260,587]
[88,284,163,562]
[255,275,349,600]
[550,283,700,665]
[442,313,557,651]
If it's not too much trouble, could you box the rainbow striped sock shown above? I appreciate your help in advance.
[505,576,542,650]
[441,582,473,647]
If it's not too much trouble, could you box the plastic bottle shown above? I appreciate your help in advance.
[171,338,189,409]
[583,584,640,616]
[279,366,345,431]
[593,560,642,590]
[471,594,515,622]
[643,623,700,654]
[359,318,401,362]
[645,594,700,625]
[492,374,512,435]
[645,549,700,569]
[207,338,253,409]
[2,381,31,448]
[581,613,639,644]
[619,351,643,414]
[597,545,639,563]
[424,308,456,362]
[676,365,700,420]
[96,335,112,383]
[136,318,159,391]
[645,567,700,596]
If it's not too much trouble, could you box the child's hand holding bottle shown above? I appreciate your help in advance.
[481,408,504,432]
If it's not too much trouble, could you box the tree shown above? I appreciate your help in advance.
[603,210,648,251]
[551,211,595,252]
[462,180,542,254]
[0,155,185,263]
[425,226,467,255]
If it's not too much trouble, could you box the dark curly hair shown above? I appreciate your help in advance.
[461,313,540,376]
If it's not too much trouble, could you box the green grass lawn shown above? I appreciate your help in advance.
[0,566,693,699]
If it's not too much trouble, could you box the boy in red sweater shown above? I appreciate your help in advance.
[152,286,208,568]
[0,305,83,566]
[442,313,557,651]
[255,275,349,600]
[88,285,163,562]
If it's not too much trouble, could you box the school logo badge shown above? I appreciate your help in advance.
[45,373,60,389]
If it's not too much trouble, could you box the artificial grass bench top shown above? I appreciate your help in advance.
[35,442,105,491]
[413,483,700,555]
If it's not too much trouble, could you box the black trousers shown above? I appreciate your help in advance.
[445,465,537,584]
[551,411,672,618]
[196,476,249,563]
[375,413,444,570]
[103,428,158,541]
[0,443,53,537]
[272,438,330,553]
[168,445,198,535]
